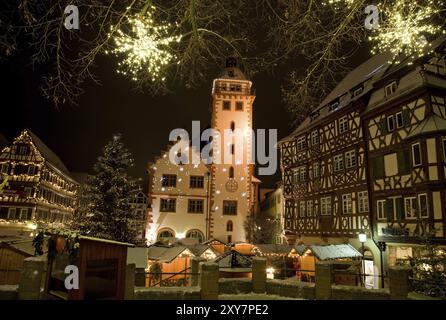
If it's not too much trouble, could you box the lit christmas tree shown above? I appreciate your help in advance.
[80,134,141,244]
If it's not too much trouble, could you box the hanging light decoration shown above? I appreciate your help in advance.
[369,0,444,64]
[107,6,182,82]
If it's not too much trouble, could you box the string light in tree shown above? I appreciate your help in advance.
[107,6,182,82]
[369,0,444,64]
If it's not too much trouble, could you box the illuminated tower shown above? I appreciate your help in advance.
[209,57,257,243]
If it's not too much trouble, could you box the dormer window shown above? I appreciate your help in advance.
[352,86,363,97]
[385,81,398,97]
[310,111,320,121]
[329,102,340,112]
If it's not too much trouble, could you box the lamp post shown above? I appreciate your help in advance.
[358,232,367,287]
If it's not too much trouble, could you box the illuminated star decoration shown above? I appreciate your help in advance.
[107,8,182,82]
[369,0,444,64]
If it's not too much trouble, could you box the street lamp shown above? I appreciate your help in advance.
[358,232,367,287]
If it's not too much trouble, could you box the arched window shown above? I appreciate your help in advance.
[186,229,204,243]
[230,121,235,131]
[229,167,234,179]
[157,229,175,240]
[226,220,233,232]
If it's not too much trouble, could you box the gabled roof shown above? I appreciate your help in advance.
[203,238,227,246]
[147,244,192,263]
[253,244,292,255]
[308,244,362,261]
[26,130,72,177]
[186,244,219,257]
[214,250,252,269]
[406,114,446,139]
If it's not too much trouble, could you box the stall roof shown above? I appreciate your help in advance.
[294,245,308,256]
[78,236,135,247]
[185,244,219,257]
[147,245,192,263]
[308,244,362,261]
[214,250,252,269]
[253,244,292,255]
[203,238,227,246]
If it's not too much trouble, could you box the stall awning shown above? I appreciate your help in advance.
[308,244,362,261]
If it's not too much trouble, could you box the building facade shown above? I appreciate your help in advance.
[279,38,446,286]
[147,58,260,244]
[0,129,78,227]
[259,183,285,244]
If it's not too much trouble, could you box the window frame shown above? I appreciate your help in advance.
[345,150,357,169]
[321,196,332,216]
[311,130,320,146]
[412,143,422,167]
[235,101,243,111]
[1,163,9,174]
[418,194,429,219]
[396,111,404,129]
[306,200,313,217]
[299,201,306,218]
[297,136,307,151]
[358,191,369,213]
[339,116,349,134]
[342,193,353,215]
[223,200,237,215]
[226,220,233,232]
[334,154,344,172]
[387,115,395,132]
[223,100,231,110]
[299,166,307,182]
[313,162,320,178]
[404,197,418,219]
[162,174,177,188]
[188,199,204,214]
[442,138,446,162]
[160,198,177,213]
[190,176,204,189]
[377,200,386,220]
[385,81,397,97]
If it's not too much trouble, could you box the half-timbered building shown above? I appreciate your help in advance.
[280,37,446,285]
[363,37,446,267]
[0,129,78,227]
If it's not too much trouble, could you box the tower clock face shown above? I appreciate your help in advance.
[225,179,238,193]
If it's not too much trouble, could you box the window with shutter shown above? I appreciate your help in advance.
[397,150,411,175]
[395,197,404,221]
[372,156,385,179]
[379,118,388,135]
[386,199,394,222]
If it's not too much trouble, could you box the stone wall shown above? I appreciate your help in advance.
[266,280,315,299]
[331,285,389,300]
[219,278,252,294]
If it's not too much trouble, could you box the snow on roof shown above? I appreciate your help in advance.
[78,235,135,247]
[308,244,362,261]
[406,114,446,139]
[214,250,252,269]
[147,244,192,263]
[253,244,292,255]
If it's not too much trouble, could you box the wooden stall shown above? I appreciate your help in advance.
[45,235,134,300]
[203,239,227,255]
[0,242,32,285]
[214,250,252,278]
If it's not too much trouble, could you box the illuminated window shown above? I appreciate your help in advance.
[160,199,176,212]
[377,200,386,220]
[7,208,16,220]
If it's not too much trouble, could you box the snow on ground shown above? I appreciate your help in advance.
[219,293,303,300]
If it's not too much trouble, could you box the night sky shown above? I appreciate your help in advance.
[0,45,370,189]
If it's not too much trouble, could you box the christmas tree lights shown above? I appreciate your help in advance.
[369,0,444,64]
[107,7,182,82]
